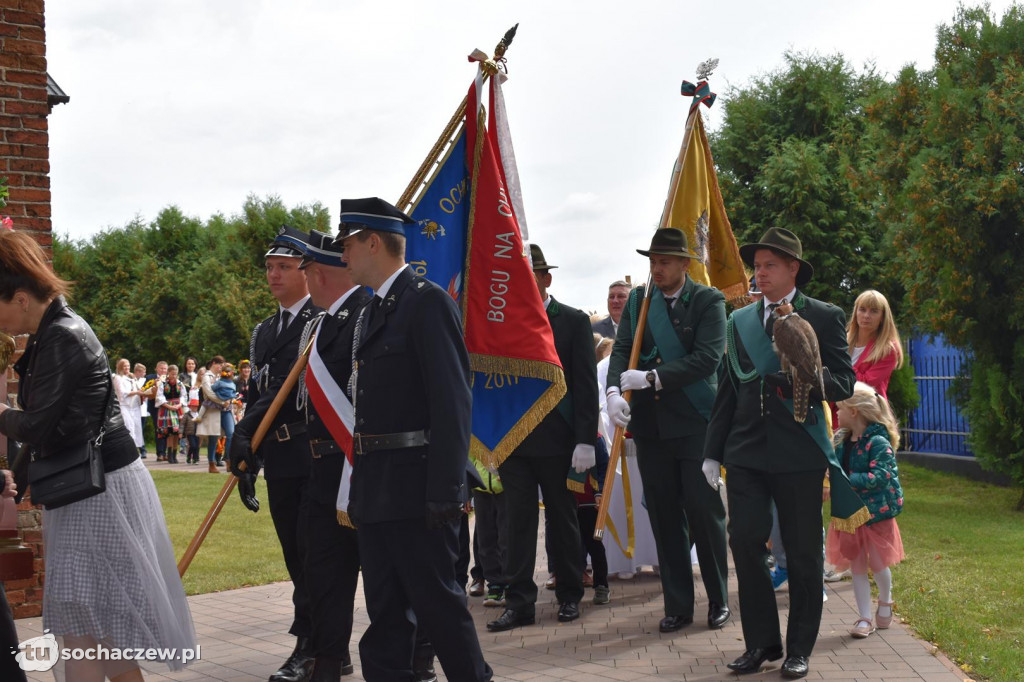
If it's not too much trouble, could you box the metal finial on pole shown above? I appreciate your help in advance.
[696,57,719,81]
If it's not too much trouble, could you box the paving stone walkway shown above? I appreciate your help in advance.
[15,516,969,681]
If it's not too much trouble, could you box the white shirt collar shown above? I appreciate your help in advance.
[375,264,408,301]
[763,287,798,322]
[542,295,551,310]
[279,294,310,320]
[327,286,363,316]
[663,281,685,307]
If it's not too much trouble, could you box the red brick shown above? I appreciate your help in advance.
[8,155,47,173]
[6,128,44,144]
[2,577,35,590]
[4,100,46,116]
[18,24,43,42]
[24,203,51,217]
[1,173,22,185]
[19,54,44,71]
[11,216,48,231]
[0,52,21,68]
[3,38,44,55]
[0,114,21,127]
[19,143,46,158]
[21,117,46,130]
[1,204,24,216]
[3,69,45,85]
[3,10,44,28]
[9,187,49,202]
[4,589,25,603]
[21,174,48,188]
[20,529,41,543]
[0,85,18,98]
[19,0,45,14]
[0,143,20,155]
[18,85,46,101]
[13,603,41,618]
[0,23,19,37]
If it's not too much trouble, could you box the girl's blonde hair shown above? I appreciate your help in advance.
[847,289,904,369]
[593,333,613,362]
[835,381,901,450]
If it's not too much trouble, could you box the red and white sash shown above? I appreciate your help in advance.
[304,328,356,527]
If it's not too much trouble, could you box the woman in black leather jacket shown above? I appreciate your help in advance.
[0,229,196,680]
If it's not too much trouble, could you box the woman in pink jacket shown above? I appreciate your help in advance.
[846,289,904,398]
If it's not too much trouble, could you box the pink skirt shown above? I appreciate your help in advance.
[826,517,904,574]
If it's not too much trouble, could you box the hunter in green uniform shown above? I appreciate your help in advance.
[703,227,861,680]
[606,228,731,633]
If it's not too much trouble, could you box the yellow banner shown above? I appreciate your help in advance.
[659,113,747,302]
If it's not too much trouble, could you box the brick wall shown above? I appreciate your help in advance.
[1,0,49,618]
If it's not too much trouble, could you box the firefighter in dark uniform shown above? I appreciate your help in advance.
[230,225,322,682]
[291,229,370,680]
[337,197,492,682]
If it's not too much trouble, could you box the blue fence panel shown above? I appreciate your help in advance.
[905,335,972,457]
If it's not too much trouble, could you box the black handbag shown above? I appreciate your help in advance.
[28,378,115,510]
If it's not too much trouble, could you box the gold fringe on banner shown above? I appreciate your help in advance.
[468,353,567,470]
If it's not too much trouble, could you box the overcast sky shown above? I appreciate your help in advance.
[44,0,1015,313]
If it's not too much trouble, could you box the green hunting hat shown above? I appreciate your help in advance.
[636,228,699,259]
[739,226,814,285]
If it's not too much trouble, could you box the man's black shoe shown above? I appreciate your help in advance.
[781,655,810,679]
[413,651,437,682]
[658,615,693,632]
[309,656,354,680]
[486,609,535,632]
[725,645,784,674]
[269,636,316,682]
[707,602,731,629]
[557,601,580,622]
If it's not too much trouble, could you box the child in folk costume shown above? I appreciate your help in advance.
[569,434,610,605]
[826,382,905,638]
[211,363,240,464]
[156,364,186,463]
[181,399,201,464]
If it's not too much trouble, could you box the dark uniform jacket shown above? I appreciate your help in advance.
[304,288,372,506]
[511,296,598,458]
[704,291,855,473]
[607,276,725,447]
[348,267,471,525]
[236,297,322,480]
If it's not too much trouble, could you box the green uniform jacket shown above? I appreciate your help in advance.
[704,291,855,473]
[607,276,725,447]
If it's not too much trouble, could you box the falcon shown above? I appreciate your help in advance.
[771,303,825,423]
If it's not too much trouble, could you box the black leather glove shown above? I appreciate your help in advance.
[810,367,833,401]
[425,501,464,530]
[764,371,794,399]
[228,433,257,477]
[236,472,260,513]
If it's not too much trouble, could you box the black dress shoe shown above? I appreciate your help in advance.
[269,637,316,682]
[310,656,354,680]
[781,655,810,679]
[658,615,693,632]
[486,608,536,632]
[707,602,731,629]
[725,645,784,674]
[557,601,580,622]
[413,651,437,682]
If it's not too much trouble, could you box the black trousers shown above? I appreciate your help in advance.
[726,465,826,657]
[1,583,27,682]
[267,476,312,637]
[500,454,584,612]
[358,517,492,682]
[303,496,360,660]
[472,490,508,586]
[633,435,729,618]
[575,505,608,587]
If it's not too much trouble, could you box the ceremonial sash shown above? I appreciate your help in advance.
[730,303,869,533]
[645,287,717,420]
[304,328,356,528]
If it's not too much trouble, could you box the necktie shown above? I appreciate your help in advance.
[765,299,786,336]
[664,296,676,315]
[362,296,382,341]
[277,310,292,338]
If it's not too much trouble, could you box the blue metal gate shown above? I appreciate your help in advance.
[905,336,972,456]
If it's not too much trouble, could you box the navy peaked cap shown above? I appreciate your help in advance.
[265,224,308,259]
[335,197,414,240]
[299,229,346,269]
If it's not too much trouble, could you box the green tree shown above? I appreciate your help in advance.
[55,195,330,368]
[712,52,897,312]
[866,4,1024,506]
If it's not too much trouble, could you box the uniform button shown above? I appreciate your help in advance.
[656,358,662,364]
[384,344,389,351]
[359,360,366,367]
[358,418,364,426]
[654,395,660,401]
[358,389,364,396]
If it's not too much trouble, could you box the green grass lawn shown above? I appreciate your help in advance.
[153,464,1023,680]
[153,470,289,596]
[887,464,1024,681]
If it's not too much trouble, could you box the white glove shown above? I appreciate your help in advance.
[619,369,651,392]
[571,444,596,473]
[607,392,631,428]
[702,459,723,490]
